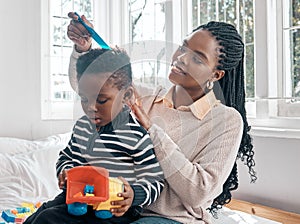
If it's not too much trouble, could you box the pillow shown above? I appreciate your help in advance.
[0,132,71,155]
[0,133,71,210]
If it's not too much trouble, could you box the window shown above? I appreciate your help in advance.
[41,0,94,119]
[41,0,300,136]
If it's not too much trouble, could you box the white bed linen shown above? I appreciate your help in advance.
[0,133,281,224]
[0,133,71,211]
[213,207,281,224]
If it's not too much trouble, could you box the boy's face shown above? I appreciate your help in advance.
[78,73,125,129]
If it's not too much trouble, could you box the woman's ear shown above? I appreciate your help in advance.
[213,70,225,81]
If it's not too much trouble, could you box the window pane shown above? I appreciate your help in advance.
[223,0,236,24]
[51,0,62,16]
[243,0,254,43]
[291,0,300,97]
[284,0,300,98]
[51,17,63,46]
[243,0,255,98]
[192,0,217,26]
[129,0,167,84]
[291,0,300,27]
[74,0,93,19]
[61,0,73,18]
[286,29,300,97]
[245,43,255,98]
[129,0,166,42]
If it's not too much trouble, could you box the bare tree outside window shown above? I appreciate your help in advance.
[289,0,300,97]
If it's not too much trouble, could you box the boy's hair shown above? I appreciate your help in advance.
[193,21,257,213]
[76,48,132,90]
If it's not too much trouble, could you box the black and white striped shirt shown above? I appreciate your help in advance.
[56,108,164,207]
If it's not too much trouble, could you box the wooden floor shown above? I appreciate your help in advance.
[226,199,300,224]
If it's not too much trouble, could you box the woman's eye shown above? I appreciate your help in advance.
[178,45,186,53]
[193,56,202,64]
[97,99,108,104]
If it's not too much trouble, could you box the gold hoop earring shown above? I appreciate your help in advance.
[206,80,214,90]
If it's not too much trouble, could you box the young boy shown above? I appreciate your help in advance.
[24,49,164,224]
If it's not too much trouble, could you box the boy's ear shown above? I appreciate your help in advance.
[123,87,133,102]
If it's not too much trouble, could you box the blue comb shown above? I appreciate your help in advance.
[74,12,111,50]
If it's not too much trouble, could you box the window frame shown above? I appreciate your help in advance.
[247,0,300,139]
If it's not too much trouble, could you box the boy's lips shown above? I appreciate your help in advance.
[89,117,101,124]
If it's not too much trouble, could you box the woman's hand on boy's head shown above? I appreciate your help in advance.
[110,176,134,217]
[58,169,68,189]
[67,12,92,53]
[128,88,152,130]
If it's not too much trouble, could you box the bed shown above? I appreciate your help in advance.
[0,133,299,224]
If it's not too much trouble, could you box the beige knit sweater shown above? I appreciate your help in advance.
[69,48,243,224]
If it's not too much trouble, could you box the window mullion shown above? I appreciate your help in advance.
[252,0,270,119]
[94,0,110,46]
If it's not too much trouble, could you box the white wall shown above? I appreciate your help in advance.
[0,0,299,215]
[0,0,74,140]
[234,135,300,214]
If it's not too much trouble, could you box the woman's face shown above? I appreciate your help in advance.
[169,29,222,90]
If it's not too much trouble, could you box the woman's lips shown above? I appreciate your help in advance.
[171,65,187,75]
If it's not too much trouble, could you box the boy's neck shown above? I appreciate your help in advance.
[95,106,130,132]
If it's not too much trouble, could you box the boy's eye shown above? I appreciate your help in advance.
[97,99,108,104]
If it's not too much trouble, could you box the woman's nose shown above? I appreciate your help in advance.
[177,52,189,65]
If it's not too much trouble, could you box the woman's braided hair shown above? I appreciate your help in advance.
[193,21,257,213]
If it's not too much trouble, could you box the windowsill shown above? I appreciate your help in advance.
[248,117,300,139]
[250,126,300,139]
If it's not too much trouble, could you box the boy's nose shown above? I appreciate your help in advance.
[87,102,97,112]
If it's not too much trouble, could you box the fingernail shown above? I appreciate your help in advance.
[111,202,114,205]
[118,193,122,197]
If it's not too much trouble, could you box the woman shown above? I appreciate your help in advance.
[67,13,256,224]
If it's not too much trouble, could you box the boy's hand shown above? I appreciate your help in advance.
[58,169,68,189]
[67,12,92,52]
[110,177,134,217]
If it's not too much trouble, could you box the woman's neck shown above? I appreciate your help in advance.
[173,85,205,108]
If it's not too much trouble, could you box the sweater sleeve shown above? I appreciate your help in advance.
[56,129,80,176]
[147,108,243,208]
[68,45,90,92]
[130,133,165,207]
